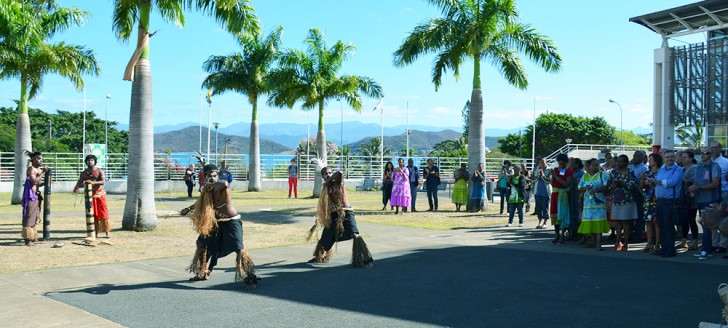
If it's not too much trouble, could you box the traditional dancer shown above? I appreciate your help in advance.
[73,155,111,238]
[187,164,259,290]
[307,167,374,267]
[21,150,48,246]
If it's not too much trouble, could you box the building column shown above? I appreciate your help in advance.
[653,39,674,149]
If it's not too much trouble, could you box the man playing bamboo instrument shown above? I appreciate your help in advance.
[307,167,374,268]
[21,150,48,246]
[73,155,111,238]
[188,164,259,290]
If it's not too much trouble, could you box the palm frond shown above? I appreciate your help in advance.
[112,0,138,41]
[155,0,186,28]
[500,23,562,73]
[185,0,260,39]
[485,43,527,89]
[41,6,90,39]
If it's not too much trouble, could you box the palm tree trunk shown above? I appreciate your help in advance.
[122,58,157,231]
[313,103,327,198]
[248,100,261,191]
[11,81,31,204]
[468,54,485,208]
[122,8,156,230]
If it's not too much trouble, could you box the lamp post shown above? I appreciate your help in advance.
[608,99,623,148]
[82,87,86,154]
[206,90,212,159]
[105,94,111,170]
[214,122,220,163]
[565,138,572,147]
[224,137,231,158]
[306,111,310,159]
[406,101,410,158]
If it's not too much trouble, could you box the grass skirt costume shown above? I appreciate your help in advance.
[186,188,258,286]
[21,177,41,242]
[307,178,374,267]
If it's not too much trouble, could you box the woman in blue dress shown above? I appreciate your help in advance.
[470,163,486,212]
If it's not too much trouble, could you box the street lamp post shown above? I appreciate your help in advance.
[82,88,86,154]
[206,90,212,159]
[105,94,111,170]
[406,101,410,158]
[608,99,623,148]
[214,122,220,163]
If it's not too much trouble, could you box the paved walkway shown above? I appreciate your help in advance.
[2,207,728,327]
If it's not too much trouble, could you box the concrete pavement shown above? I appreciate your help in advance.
[2,209,728,327]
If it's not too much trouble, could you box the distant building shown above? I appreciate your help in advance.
[631,0,728,148]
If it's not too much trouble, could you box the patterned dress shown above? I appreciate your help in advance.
[577,171,610,234]
[608,169,639,220]
[390,167,411,207]
[643,171,658,223]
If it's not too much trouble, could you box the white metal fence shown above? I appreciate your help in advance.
[0,152,533,182]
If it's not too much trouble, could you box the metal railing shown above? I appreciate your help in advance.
[0,152,533,183]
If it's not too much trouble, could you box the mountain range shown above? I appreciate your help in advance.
[125,121,549,149]
[154,126,291,154]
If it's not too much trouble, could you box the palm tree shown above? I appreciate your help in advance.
[393,0,561,197]
[0,1,99,204]
[202,26,282,192]
[676,121,704,149]
[268,28,383,197]
[112,0,260,231]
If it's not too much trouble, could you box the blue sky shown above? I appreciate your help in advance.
[0,0,702,134]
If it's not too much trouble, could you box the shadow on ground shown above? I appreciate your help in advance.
[47,245,726,327]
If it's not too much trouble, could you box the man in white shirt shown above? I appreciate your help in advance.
[710,141,728,254]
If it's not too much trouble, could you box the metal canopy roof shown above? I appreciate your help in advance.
[629,0,728,38]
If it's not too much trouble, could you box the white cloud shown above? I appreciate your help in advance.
[399,7,414,14]
[430,106,453,114]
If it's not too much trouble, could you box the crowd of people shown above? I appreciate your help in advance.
[502,142,728,259]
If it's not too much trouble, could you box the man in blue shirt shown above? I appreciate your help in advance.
[647,150,684,257]
[423,158,440,211]
[405,158,419,212]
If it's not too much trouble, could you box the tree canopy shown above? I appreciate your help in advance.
[0,106,128,153]
[498,113,617,158]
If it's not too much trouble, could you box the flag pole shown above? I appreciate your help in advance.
[532,96,536,168]
[380,99,384,177]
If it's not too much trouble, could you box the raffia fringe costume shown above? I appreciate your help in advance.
[307,184,374,267]
[186,188,259,286]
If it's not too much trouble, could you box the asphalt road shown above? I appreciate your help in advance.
[46,243,727,328]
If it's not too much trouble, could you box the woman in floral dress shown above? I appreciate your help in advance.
[607,155,640,251]
[577,158,610,250]
[641,153,662,252]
